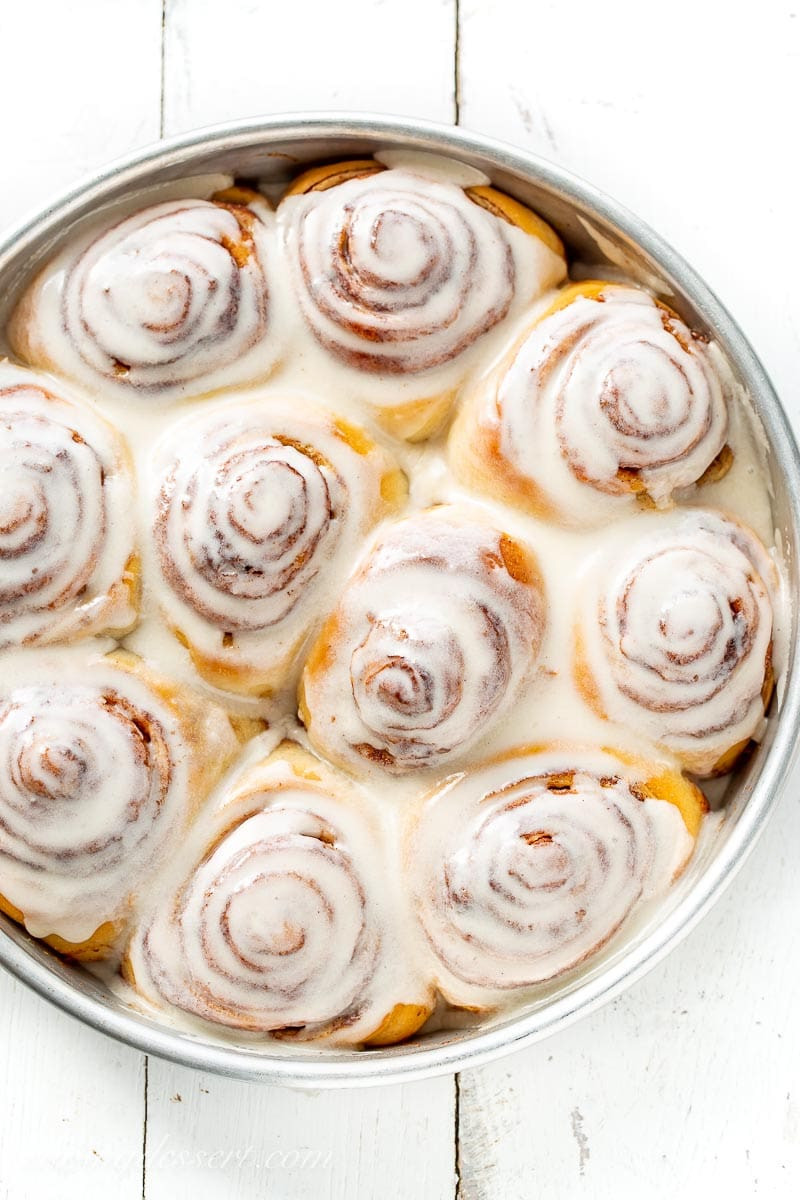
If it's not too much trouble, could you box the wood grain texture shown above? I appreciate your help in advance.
[0,973,145,1200]
[457,786,800,1198]
[144,1065,456,1199]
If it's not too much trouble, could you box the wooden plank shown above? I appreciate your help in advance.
[457,0,800,424]
[146,5,459,1196]
[162,0,457,134]
[0,0,163,232]
[457,789,800,1198]
[144,1067,456,1199]
[0,4,161,1198]
[0,973,146,1200]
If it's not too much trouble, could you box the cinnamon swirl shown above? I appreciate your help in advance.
[279,161,566,439]
[300,507,546,773]
[147,396,406,694]
[9,190,280,403]
[126,742,433,1045]
[0,650,240,958]
[409,744,705,1008]
[0,362,137,647]
[450,281,732,524]
[574,510,777,775]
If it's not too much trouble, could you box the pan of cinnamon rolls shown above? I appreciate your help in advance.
[0,117,796,1085]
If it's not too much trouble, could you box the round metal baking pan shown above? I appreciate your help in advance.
[0,114,797,1087]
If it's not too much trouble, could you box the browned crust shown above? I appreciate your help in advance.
[283,159,386,197]
[466,185,565,259]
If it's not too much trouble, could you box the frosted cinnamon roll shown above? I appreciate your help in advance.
[408,744,705,1008]
[280,161,566,439]
[126,742,433,1046]
[8,189,279,403]
[300,507,546,773]
[450,281,732,525]
[575,510,776,775]
[147,396,406,695]
[0,362,137,647]
[0,650,240,958]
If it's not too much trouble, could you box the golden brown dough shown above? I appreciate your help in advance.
[279,159,567,439]
[147,395,406,695]
[0,650,242,958]
[450,280,732,525]
[573,510,775,775]
[125,741,434,1046]
[407,742,706,1010]
[300,506,546,774]
[9,193,280,403]
[0,361,138,647]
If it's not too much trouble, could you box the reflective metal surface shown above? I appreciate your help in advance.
[0,115,797,1087]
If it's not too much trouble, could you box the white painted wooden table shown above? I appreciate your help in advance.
[1,3,799,1196]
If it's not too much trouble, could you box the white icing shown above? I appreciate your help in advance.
[277,167,566,432]
[410,745,693,1007]
[142,393,400,694]
[281,168,512,373]
[576,509,776,774]
[10,195,281,403]
[0,361,136,647]
[454,286,730,525]
[301,506,545,773]
[0,651,193,942]
[127,751,430,1044]
[373,149,492,188]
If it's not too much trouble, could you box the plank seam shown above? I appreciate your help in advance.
[454,0,462,124]
[141,1056,149,1199]
[454,1073,462,1199]
[159,0,167,137]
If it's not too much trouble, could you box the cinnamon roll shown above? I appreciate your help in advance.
[8,189,279,403]
[279,161,566,439]
[574,510,776,775]
[0,153,785,1051]
[147,396,406,695]
[126,742,433,1045]
[300,507,546,773]
[0,650,240,958]
[450,281,732,525]
[408,743,706,1008]
[0,362,137,647]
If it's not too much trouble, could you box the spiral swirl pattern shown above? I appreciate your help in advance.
[133,782,383,1037]
[155,415,340,632]
[282,168,515,373]
[301,509,545,772]
[579,511,775,772]
[0,662,182,942]
[57,197,273,396]
[0,371,135,647]
[459,284,730,524]
[149,399,401,694]
[412,748,694,997]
